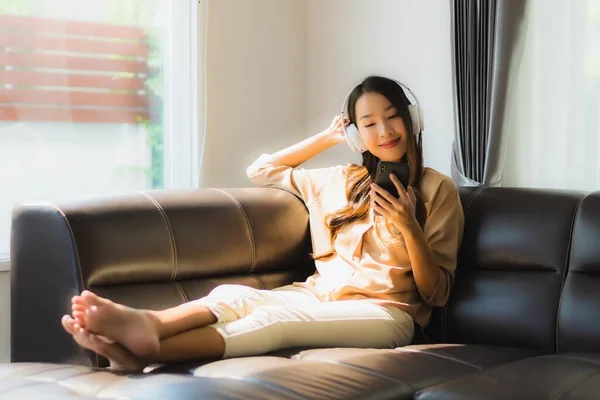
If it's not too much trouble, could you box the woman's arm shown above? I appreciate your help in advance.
[401,221,444,301]
[255,116,347,168]
[247,116,349,200]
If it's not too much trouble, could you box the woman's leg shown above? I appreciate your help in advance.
[67,285,318,358]
[63,299,413,373]
[213,301,415,358]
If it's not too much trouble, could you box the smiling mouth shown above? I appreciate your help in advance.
[379,138,400,148]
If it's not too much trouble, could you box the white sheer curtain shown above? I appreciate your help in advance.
[503,0,600,191]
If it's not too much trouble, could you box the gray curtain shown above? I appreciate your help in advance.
[450,0,529,186]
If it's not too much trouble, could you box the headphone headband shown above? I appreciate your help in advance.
[341,79,422,115]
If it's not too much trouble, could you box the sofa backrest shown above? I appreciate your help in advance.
[442,187,583,352]
[557,192,600,352]
[69,188,314,302]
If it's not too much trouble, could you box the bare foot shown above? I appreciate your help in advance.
[78,290,160,358]
[61,315,148,374]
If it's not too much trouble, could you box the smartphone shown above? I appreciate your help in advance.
[374,161,410,199]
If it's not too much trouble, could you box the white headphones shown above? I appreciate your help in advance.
[340,79,425,154]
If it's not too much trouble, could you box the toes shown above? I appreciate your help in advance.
[71,295,85,306]
[72,303,86,313]
[73,311,86,327]
[81,290,105,308]
[61,315,75,334]
[73,322,85,334]
[73,310,86,320]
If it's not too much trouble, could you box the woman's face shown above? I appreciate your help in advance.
[354,91,408,162]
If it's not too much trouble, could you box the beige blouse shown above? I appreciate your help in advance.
[246,154,465,328]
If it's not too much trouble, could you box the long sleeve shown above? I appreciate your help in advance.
[246,153,340,204]
[417,176,465,307]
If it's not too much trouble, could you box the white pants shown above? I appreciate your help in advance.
[192,284,415,358]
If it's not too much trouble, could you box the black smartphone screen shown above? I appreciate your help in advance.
[374,161,410,198]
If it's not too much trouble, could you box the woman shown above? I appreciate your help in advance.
[61,75,464,373]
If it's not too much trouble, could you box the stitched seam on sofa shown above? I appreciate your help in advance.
[173,281,189,303]
[396,347,482,370]
[555,192,588,353]
[49,204,85,292]
[442,185,485,341]
[322,360,415,390]
[210,189,256,273]
[249,272,265,289]
[551,369,599,400]
[138,192,178,282]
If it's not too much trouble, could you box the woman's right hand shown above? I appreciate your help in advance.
[324,115,351,145]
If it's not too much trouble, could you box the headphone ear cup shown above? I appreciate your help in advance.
[408,104,424,135]
[344,123,367,153]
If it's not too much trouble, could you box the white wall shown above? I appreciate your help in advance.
[305,0,455,174]
[199,0,308,188]
[0,272,9,362]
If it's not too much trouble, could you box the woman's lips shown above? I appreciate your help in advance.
[379,138,400,149]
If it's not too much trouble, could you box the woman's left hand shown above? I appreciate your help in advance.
[371,174,418,233]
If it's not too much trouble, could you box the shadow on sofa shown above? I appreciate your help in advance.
[5,185,600,399]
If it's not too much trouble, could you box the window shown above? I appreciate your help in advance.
[0,0,200,262]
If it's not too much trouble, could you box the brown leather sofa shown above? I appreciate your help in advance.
[3,185,600,399]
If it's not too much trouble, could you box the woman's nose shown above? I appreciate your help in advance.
[378,120,393,136]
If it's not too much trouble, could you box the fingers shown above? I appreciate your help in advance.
[407,186,417,205]
[389,174,408,199]
[371,198,389,217]
[371,190,394,215]
[337,116,350,130]
[332,115,350,128]
[370,183,397,205]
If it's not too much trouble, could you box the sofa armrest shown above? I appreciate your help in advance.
[10,188,314,366]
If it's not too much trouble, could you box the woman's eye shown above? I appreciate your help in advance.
[365,123,375,128]
[388,113,400,119]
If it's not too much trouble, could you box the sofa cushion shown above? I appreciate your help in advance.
[0,361,411,400]
[0,363,307,400]
[175,343,537,396]
[415,353,600,400]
